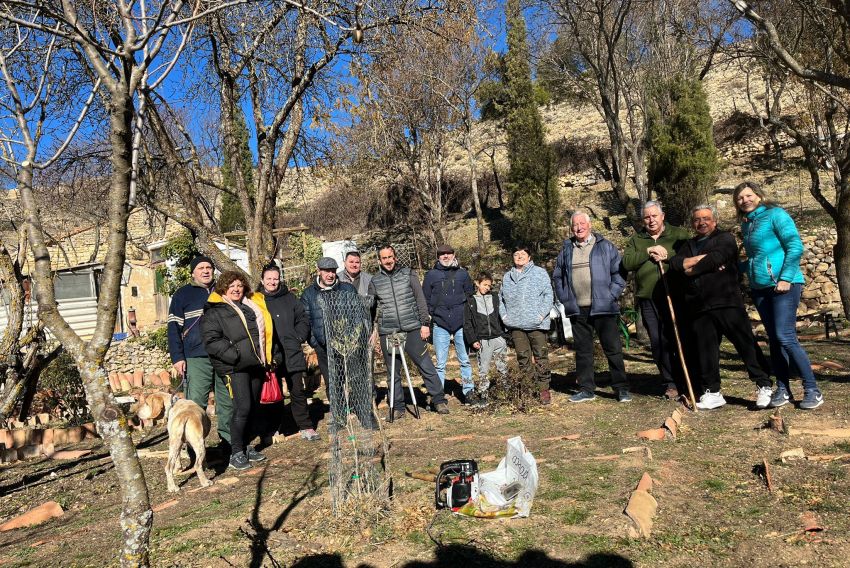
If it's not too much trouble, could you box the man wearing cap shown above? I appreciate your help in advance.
[422,244,475,403]
[300,257,362,435]
[167,255,233,450]
[337,249,373,298]
[368,245,450,418]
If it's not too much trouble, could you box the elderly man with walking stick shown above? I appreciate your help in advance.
[623,201,691,400]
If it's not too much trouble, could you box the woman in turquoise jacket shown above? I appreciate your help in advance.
[734,181,823,410]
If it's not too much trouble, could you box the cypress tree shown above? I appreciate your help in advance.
[647,76,719,221]
[220,107,253,233]
[503,0,559,246]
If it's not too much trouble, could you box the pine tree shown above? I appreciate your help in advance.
[647,76,719,222]
[219,107,253,233]
[503,0,559,246]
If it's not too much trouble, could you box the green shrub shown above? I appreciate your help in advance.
[38,351,91,424]
[140,325,169,352]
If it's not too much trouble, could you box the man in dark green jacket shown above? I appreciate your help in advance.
[622,201,690,399]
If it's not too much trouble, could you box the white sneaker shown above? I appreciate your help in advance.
[755,386,773,409]
[696,390,726,410]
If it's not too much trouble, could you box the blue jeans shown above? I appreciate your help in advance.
[751,284,819,393]
[432,326,474,395]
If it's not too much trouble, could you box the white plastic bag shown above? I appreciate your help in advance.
[460,436,538,518]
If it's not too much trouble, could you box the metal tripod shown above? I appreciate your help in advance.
[387,331,421,422]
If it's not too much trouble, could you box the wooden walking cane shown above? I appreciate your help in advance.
[657,262,698,411]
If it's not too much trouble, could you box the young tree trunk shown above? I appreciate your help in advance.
[833,183,850,318]
[464,130,485,259]
[489,151,505,209]
[20,99,153,566]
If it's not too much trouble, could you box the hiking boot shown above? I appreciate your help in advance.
[299,428,321,441]
[228,452,251,471]
[696,390,726,410]
[800,390,824,410]
[540,389,552,405]
[246,446,267,462]
[464,392,479,406]
[769,386,791,408]
[435,402,450,415]
[664,385,679,400]
[618,389,633,403]
[755,386,773,409]
[390,408,406,421]
[569,391,596,403]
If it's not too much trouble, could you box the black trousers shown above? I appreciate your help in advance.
[226,370,263,455]
[570,307,628,393]
[639,297,683,391]
[381,330,447,408]
[691,307,772,393]
[284,370,312,431]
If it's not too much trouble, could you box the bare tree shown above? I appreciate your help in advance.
[731,0,850,317]
[339,11,483,247]
[142,1,417,276]
[544,0,648,215]
[0,2,248,564]
[426,2,497,259]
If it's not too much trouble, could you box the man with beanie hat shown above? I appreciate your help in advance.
[422,244,474,403]
[167,255,233,451]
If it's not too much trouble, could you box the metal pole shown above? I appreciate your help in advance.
[658,262,698,411]
[397,343,421,419]
[388,340,397,422]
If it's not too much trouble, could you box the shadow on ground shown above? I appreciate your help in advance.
[290,547,633,568]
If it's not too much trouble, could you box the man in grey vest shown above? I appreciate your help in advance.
[368,245,449,419]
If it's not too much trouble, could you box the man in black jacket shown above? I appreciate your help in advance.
[670,205,772,410]
[260,264,316,441]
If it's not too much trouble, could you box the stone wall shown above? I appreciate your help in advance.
[104,338,170,375]
[799,227,841,316]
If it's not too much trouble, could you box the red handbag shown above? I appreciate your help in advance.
[260,369,283,404]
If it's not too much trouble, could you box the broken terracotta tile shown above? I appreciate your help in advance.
[0,501,64,531]
[636,472,653,492]
[47,450,92,460]
[800,511,824,532]
[624,490,657,538]
[663,418,679,439]
[671,408,683,426]
[637,428,666,441]
[152,499,178,513]
[780,447,806,463]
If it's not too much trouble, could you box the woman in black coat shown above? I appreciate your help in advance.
[202,270,274,470]
[259,264,319,441]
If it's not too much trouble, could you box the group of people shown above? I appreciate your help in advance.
[167,180,824,470]
[623,182,823,411]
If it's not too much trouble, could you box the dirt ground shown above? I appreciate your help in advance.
[2,330,850,568]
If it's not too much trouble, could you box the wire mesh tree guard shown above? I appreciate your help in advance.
[319,290,389,514]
